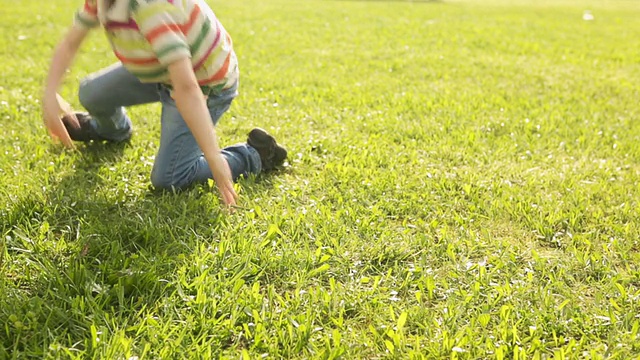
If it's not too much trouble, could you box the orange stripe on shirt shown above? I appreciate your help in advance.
[198,52,231,85]
[181,4,202,34]
[145,23,183,44]
[114,50,160,65]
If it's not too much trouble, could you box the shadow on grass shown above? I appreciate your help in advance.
[1,140,280,356]
[1,139,289,356]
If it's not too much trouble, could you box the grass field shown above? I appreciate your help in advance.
[1,0,640,358]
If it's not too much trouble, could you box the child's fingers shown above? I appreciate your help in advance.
[219,184,238,209]
[223,188,237,207]
[50,123,75,149]
[56,94,80,129]
[48,129,60,142]
[58,130,75,149]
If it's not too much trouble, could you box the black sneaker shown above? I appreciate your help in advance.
[247,128,287,171]
[62,112,131,142]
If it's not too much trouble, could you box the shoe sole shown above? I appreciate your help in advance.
[247,128,276,148]
[247,128,287,169]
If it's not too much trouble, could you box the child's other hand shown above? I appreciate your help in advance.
[210,153,239,209]
[42,93,78,149]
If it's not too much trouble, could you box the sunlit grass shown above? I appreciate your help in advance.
[1,0,640,358]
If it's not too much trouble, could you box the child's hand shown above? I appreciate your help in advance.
[209,153,239,209]
[42,93,79,148]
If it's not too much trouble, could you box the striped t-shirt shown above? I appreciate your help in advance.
[76,0,238,93]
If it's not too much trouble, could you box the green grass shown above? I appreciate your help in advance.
[2,0,640,358]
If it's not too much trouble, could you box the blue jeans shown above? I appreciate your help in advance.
[77,63,262,189]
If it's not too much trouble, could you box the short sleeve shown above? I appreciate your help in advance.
[132,1,191,66]
[75,0,100,28]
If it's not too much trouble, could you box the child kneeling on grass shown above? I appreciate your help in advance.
[42,0,287,208]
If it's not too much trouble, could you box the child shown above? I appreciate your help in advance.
[42,0,287,208]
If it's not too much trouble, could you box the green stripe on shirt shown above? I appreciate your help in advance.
[156,43,190,60]
[129,67,169,80]
[75,11,99,28]
[189,19,212,55]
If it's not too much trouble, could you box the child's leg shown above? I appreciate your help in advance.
[150,83,262,189]
[78,63,161,141]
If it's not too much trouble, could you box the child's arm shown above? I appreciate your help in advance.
[42,25,92,148]
[167,57,239,208]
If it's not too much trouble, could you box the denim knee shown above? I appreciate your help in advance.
[78,77,100,111]
[150,168,192,190]
[150,170,176,190]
